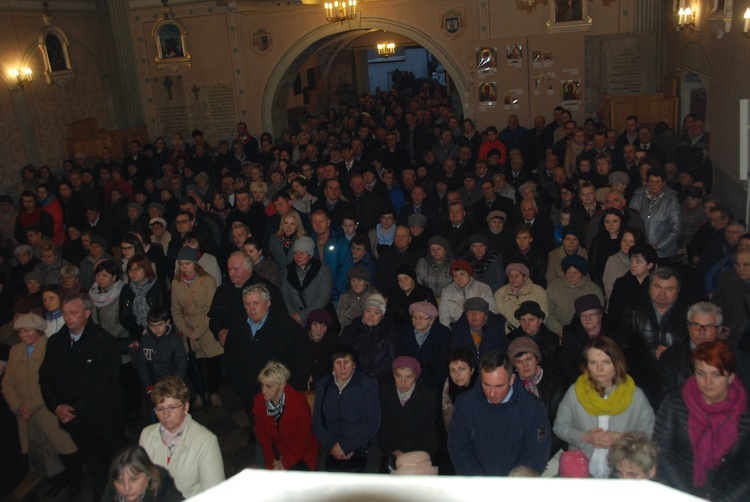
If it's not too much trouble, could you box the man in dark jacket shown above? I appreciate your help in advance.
[448,350,550,475]
[39,294,123,500]
[450,297,507,364]
[617,267,688,406]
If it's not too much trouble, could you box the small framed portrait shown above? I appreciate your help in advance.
[547,0,592,33]
[479,82,497,103]
[532,51,542,63]
[152,16,191,66]
[561,79,581,102]
[477,46,497,73]
[544,51,553,61]
[37,26,75,84]
[506,44,523,64]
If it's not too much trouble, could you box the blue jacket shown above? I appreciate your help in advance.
[313,230,353,303]
[448,378,550,475]
[312,369,380,455]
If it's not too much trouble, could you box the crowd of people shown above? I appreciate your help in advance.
[1,82,750,500]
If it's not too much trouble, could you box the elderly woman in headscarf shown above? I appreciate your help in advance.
[389,264,438,326]
[340,293,398,385]
[306,309,340,391]
[336,265,378,332]
[654,341,750,499]
[416,236,454,297]
[494,263,548,334]
[397,301,451,391]
[378,356,438,472]
[2,313,78,491]
[253,361,319,471]
[545,255,604,335]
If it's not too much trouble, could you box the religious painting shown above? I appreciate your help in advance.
[37,25,74,84]
[152,17,191,67]
[561,79,581,103]
[506,44,523,65]
[476,46,497,74]
[547,0,592,33]
[479,82,497,103]
[532,51,542,63]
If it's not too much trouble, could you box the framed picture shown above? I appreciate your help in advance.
[476,47,497,74]
[561,79,581,103]
[37,25,75,84]
[479,82,497,103]
[151,16,191,67]
[506,44,523,64]
[547,0,592,34]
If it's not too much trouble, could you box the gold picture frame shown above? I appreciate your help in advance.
[546,0,593,34]
[152,16,191,68]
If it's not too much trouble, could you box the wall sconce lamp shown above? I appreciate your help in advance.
[10,67,33,88]
[743,8,750,35]
[678,7,695,30]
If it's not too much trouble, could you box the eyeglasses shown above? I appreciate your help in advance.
[129,266,144,272]
[687,322,720,333]
[154,404,183,414]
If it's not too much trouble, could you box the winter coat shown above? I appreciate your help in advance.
[119,279,169,339]
[171,273,223,359]
[494,278,548,334]
[397,320,452,391]
[546,246,588,284]
[438,278,496,328]
[136,324,188,391]
[545,276,603,334]
[415,257,453,297]
[378,381,437,458]
[629,187,682,258]
[340,317,399,385]
[282,259,333,325]
[450,312,508,365]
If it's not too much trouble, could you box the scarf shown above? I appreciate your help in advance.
[88,280,124,307]
[682,375,747,487]
[574,373,636,416]
[159,413,190,464]
[397,384,416,406]
[181,270,198,286]
[376,224,395,245]
[280,234,296,253]
[520,367,543,398]
[266,390,286,425]
[129,279,155,328]
[45,308,63,322]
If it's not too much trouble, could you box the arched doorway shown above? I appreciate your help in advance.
[261,17,469,136]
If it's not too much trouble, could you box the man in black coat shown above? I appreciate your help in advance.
[39,294,123,501]
[224,283,310,423]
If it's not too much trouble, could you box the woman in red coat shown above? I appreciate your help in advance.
[252,361,319,470]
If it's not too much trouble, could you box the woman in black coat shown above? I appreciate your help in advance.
[389,264,437,326]
[397,301,451,391]
[587,208,625,288]
[119,255,169,340]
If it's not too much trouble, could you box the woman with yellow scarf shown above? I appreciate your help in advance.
[554,337,655,477]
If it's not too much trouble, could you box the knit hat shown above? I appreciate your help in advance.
[487,210,507,224]
[450,260,474,276]
[608,171,629,186]
[307,309,333,329]
[292,236,315,256]
[559,450,590,478]
[89,234,108,249]
[177,247,200,263]
[24,271,45,285]
[148,202,166,215]
[347,265,370,281]
[561,254,589,275]
[514,301,545,320]
[469,233,489,247]
[393,451,438,476]
[561,225,583,242]
[407,213,427,227]
[427,235,450,251]
[508,336,542,362]
[363,293,387,314]
[392,356,421,380]
[13,245,32,257]
[14,312,46,332]
[396,264,417,282]
[506,262,530,277]
[464,297,490,314]
[408,301,438,319]
[574,294,604,315]
[127,202,143,215]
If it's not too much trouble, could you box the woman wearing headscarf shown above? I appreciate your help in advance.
[336,265,378,332]
[282,236,333,327]
[545,254,604,335]
[494,263,548,334]
[378,357,438,472]
[388,264,438,327]
[654,341,750,499]
[415,236,454,297]
[554,337,654,478]
[253,361,319,471]
[305,309,340,391]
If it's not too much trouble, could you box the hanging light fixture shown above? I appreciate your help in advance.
[324,1,357,24]
[377,42,395,58]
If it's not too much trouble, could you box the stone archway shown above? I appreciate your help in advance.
[261,17,469,136]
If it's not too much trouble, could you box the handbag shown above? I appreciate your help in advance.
[27,423,64,478]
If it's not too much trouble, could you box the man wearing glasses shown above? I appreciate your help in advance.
[658,302,724,401]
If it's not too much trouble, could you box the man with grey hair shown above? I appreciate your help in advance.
[658,301,724,400]
[224,283,310,425]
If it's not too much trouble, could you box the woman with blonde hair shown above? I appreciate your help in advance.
[252,361,319,470]
[554,336,654,478]
[269,210,307,272]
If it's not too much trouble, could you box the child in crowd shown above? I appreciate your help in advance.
[341,213,358,241]
[136,306,187,396]
[554,207,572,248]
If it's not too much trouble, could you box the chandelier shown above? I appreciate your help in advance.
[324,1,357,23]
[377,42,395,58]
